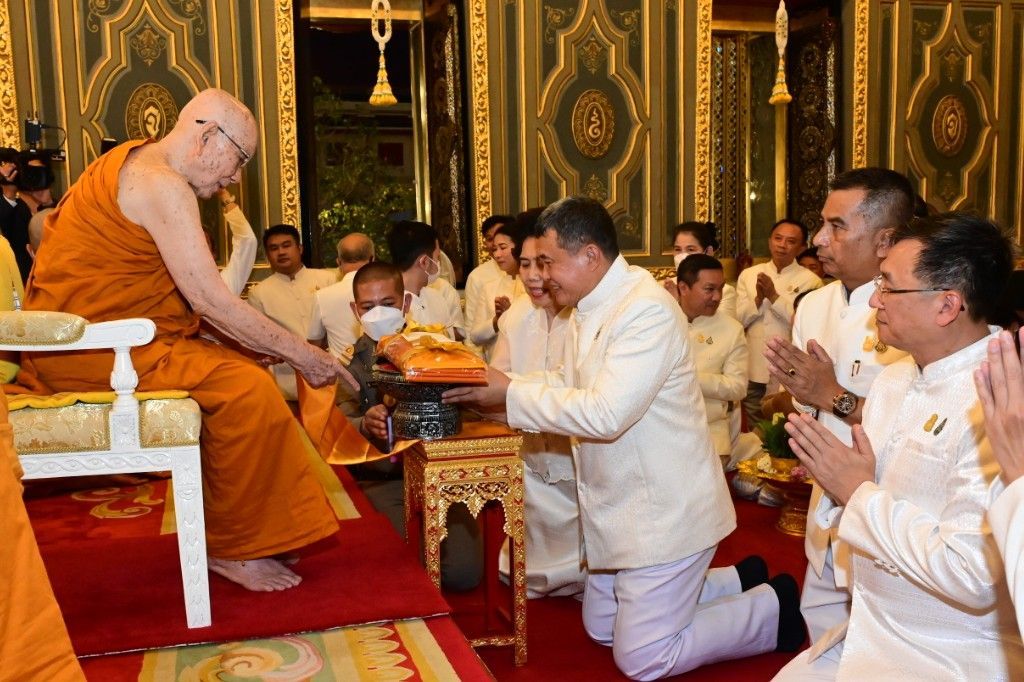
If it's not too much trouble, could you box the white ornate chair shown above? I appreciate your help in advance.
[0,311,210,629]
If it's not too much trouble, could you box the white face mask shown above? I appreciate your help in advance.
[423,256,441,285]
[672,252,690,269]
[360,305,405,341]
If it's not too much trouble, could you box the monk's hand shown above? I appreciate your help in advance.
[299,346,359,391]
[361,404,389,441]
[785,413,876,505]
[441,365,511,409]
[975,329,1024,485]
[766,337,839,410]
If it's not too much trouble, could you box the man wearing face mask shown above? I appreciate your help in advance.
[387,221,466,341]
[337,262,482,590]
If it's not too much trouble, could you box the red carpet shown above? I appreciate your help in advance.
[42,515,451,656]
[475,495,809,680]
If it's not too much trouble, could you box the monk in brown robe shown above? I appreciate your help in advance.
[20,89,353,591]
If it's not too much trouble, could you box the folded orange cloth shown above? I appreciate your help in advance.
[377,333,487,384]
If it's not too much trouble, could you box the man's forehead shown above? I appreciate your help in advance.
[267,234,296,245]
[880,240,919,277]
[356,278,401,301]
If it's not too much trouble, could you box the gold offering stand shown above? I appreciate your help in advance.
[404,419,527,665]
[737,457,813,537]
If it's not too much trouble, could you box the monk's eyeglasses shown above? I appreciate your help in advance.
[195,119,251,167]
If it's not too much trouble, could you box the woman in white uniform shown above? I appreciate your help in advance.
[492,213,584,598]
[467,222,525,359]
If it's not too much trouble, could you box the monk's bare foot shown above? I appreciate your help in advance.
[208,557,302,591]
[274,551,300,566]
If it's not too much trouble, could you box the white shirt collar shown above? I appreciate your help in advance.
[577,255,629,315]
[919,327,1001,381]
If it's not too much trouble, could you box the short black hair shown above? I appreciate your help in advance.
[387,220,438,271]
[797,246,820,262]
[482,214,514,236]
[891,212,1015,323]
[494,219,526,256]
[352,261,404,301]
[510,207,545,260]
[672,221,719,252]
[770,218,809,244]
[677,253,723,287]
[830,168,916,231]
[534,196,619,259]
[263,224,300,248]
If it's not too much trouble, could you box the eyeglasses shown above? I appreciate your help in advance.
[871,274,947,297]
[195,119,251,167]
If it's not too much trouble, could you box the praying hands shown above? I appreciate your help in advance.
[784,413,877,505]
[765,337,844,414]
[974,329,1024,485]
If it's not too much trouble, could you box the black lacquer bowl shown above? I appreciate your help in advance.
[370,368,462,440]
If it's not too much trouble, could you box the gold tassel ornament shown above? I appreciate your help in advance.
[769,1,792,106]
[369,0,397,107]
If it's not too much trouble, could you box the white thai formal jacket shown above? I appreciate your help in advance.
[468,272,525,357]
[492,295,574,484]
[796,281,908,588]
[688,312,747,456]
[817,331,1024,680]
[737,260,821,383]
[248,266,338,399]
[506,256,736,570]
[990,477,1024,637]
[307,270,358,360]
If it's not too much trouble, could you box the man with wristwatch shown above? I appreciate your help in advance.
[764,168,915,679]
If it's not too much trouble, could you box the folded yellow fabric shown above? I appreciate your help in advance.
[6,390,189,411]
[377,333,487,384]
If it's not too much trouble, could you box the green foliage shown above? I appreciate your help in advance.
[754,412,797,459]
[313,78,414,264]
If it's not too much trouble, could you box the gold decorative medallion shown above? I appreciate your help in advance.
[583,174,608,202]
[572,90,615,159]
[932,95,967,157]
[125,84,179,140]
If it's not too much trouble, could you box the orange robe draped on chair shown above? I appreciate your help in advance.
[0,393,85,682]
[17,140,339,559]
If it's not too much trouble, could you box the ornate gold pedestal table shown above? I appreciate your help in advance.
[736,457,813,537]
[404,420,527,665]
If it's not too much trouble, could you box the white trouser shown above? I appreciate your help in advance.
[800,544,849,649]
[582,547,779,681]
[499,469,585,598]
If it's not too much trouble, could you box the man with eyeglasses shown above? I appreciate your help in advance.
[17,88,354,593]
[777,212,1024,679]
[766,167,913,679]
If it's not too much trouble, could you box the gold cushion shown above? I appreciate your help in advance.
[12,398,201,455]
[0,310,88,345]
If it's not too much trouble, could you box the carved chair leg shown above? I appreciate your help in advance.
[170,446,211,629]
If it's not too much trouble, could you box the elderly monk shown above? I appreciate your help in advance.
[19,89,353,592]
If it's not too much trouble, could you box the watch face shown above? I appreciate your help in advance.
[834,392,856,417]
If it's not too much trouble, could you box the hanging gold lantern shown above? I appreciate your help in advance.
[769,1,792,106]
[369,0,397,107]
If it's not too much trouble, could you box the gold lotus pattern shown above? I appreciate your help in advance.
[71,484,164,520]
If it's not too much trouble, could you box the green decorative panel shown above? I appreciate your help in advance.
[963,8,996,83]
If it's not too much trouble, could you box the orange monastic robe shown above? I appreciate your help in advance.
[0,394,85,682]
[19,140,339,559]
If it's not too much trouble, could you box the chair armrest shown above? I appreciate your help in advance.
[0,312,155,351]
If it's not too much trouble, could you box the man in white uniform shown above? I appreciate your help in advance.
[675,254,747,467]
[214,188,258,296]
[737,219,821,425]
[445,196,802,680]
[248,224,337,399]
[386,220,465,340]
[306,232,374,359]
[766,168,914,679]
[782,213,1024,680]
[978,327,1024,636]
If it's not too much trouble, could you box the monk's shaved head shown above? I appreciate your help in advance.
[162,89,258,199]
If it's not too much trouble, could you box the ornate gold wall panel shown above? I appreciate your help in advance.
[0,1,18,148]
[861,0,1024,241]
[468,0,710,269]
[5,1,301,265]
